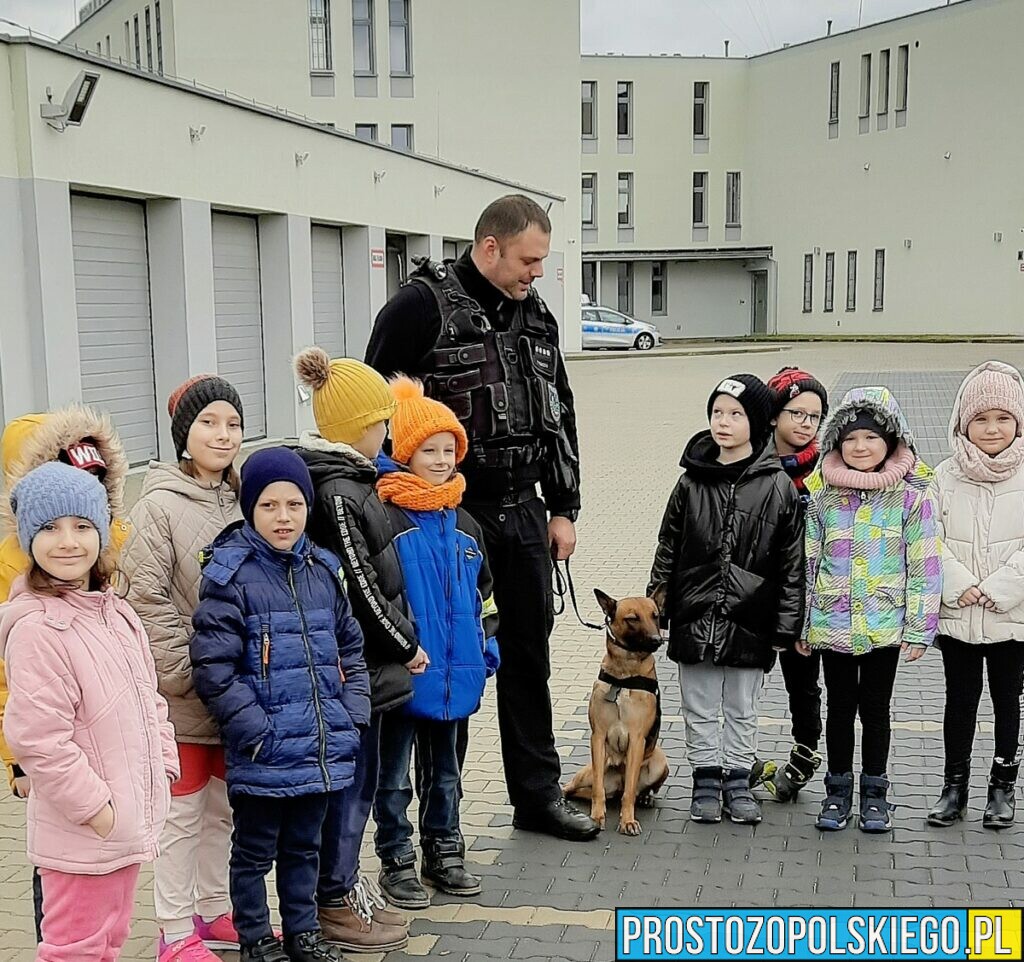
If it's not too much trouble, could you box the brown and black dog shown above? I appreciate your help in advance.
[563,587,670,836]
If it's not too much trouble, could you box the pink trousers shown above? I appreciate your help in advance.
[37,864,141,961]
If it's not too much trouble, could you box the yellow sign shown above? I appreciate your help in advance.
[968,910,1023,960]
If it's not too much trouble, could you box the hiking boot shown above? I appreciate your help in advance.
[927,759,970,827]
[983,760,1018,830]
[859,773,894,833]
[378,851,431,910]
[350,874,408,929]
[748,757,776,790]
[815,772,854,831]
[421,837,482,896]
[690,766,723,823]
[722,769,762,824]
[318,902,408,954]
[768,744,822,802]
[240,937,289,962]
[282,931,344,961]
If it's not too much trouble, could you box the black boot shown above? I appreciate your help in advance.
[378,851,431,910]
[815,772,854,831]
[282,931,345,961]
[769,744,822,802]
[983,760,1018,830]
[927,759,970,827]
[421,837,482,896]
[512,796,601,841]
[722,769,762,824]
[241,937,290,962]
[690,766,723,823]
[859,773,894,833]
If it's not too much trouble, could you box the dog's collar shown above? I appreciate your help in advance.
[598,669,659,696]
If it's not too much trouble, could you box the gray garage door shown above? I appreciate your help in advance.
[311,225,346,358]
[212,213,266,440]
[71,194,158,465]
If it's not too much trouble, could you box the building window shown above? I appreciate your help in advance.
[389,0,411,76]
[878,48,890,113]
[133,14,140,66]
[846,251,857,310]
[154,2,162,72]
[725,171,741,227]
[144,6,152,70]
[692,171,707,226]
[581,173,596,228]
[859,53,871,117]
[391,124,413,150]
[651,261,666,314]
[352,0,375,75]
[824,252,835,312]
[105,34,110,57]
[829,61,840,125]
[309,0,332,72]
[617,262,633,314]
[693,81,708,138]
[582,261,596,303]
[617,172,633,227]
[581,81,596,138]
[617,81,632,138]
[873,248,885,310]
[355,123,378,141]
[896,44,909,111]
[123,20,130,62]
[803,254,813,313]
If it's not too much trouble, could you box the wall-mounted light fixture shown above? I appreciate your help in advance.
[904,238,913,249]
[295,151,310,166]
[434,184,446,197]
[863,162,871,171]
[943,151,951,160]
[373,170,387,184]
[189,124,206,143]
[994,232,1003,243]
[40,70,101,131]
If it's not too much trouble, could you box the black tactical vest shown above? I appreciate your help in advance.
[407,259,563,474]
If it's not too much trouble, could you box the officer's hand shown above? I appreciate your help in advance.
[548,517,577,561]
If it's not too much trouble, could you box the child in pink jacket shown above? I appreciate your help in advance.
[0,462,178,961]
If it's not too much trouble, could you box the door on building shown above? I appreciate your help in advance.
[385,233,407,300]
[311,225,346,359]
[212,213,266,440]
[71,194,159,465]
[751,270,768,334]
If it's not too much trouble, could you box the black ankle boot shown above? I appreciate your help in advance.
[282,930,344,961]
[241,937,289,962]
[927,759,970,827]
[421,837,482,896]
[690,766,723,823]
[983,761,1018,830]
[378,851,431,909]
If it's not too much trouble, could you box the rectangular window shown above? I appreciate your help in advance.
[133,14,140,66]
[581,173,596,228]
[846,250,857,311]
[123,20,130,62]
[803,254,813,313]
[692,171,707,227]
[829,61,840,124]
[651,261,666,314]
[896,44,909,110]
[105,34,110,57]
[693,81,708,138]
[725,171,741,227]
[617,172,633,227]
[878,48,891,113]
[873,249,885,310]
[154,2,162,73]
[824,252,835,312]
[617,81,632,138]
[581,81,596,138]
[859,53,871,117]
[389,0,411,76]
[355,123,378,141]
[582,261,596,303]
[352,0,375,75]
[309,0,332,72]
[391,124,413,150]
[144,6,152,70]
[617,262,633,315]
[96,42,102,53]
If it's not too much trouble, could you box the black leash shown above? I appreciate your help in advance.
[552,556,606,631]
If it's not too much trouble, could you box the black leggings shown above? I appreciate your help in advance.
[779,648,823,749]
[938,635,1024,770]
[821,647,900,776]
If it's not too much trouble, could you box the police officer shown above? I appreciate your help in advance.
[365,195,599,842]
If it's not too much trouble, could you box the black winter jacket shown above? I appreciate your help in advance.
[648,432,805,670]
[294,434,417,714]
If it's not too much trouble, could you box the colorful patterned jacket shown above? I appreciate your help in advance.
[803,387,942,654]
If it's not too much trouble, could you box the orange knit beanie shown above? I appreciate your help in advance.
[389,376,468,465]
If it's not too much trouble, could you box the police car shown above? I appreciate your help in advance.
[581,306,661,351]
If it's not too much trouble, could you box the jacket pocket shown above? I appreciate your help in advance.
[723,564,776,635]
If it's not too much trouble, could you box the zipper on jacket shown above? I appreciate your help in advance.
[261,624,272,695]
[443,511,454,721]
[288,563,331,791]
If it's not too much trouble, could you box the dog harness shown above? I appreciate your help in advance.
[598,670,662,756]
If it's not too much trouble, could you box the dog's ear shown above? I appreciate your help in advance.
[593,589,617,620]
[649,582,668,616]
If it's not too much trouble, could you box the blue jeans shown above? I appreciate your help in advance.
[374,714,461,861]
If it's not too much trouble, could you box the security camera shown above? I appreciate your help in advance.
[40,70,100,131]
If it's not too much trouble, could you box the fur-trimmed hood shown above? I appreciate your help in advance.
[820,386,916,455]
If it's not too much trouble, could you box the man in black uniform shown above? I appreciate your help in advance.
[365,194,599,842]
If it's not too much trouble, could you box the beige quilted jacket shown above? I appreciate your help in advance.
[122,463,240,743]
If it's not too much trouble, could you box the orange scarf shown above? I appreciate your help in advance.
[376,470,467,511]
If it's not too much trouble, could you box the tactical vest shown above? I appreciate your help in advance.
[408,259,563,474]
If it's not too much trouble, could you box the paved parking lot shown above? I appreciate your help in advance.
[2,341,1023,961]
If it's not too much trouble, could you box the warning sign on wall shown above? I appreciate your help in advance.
[371,248,385,268]
[556,267,564,283]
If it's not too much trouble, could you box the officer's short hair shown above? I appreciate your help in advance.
[474,194,551,244]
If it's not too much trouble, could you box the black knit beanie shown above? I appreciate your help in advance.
[707,374,774,445]
[168,375,244,459]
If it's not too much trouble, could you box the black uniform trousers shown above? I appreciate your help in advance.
[778,647,823,750]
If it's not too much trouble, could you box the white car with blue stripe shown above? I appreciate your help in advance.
[581,306,661,351]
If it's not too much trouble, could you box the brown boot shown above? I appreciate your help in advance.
[318,903,409,954]
[350,875,409,930]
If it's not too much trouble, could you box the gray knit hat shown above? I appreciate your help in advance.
[168,375,244,460]
[10,461,111,552]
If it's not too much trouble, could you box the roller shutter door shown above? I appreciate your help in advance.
[212,213,266,440]
[311,225,346,358]
[71,194,158,465]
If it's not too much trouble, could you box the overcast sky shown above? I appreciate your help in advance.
[0,0,962,54]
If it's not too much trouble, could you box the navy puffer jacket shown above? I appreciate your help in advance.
[190,523,371,797]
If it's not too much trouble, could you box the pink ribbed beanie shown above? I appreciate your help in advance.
[959,366,1024,434]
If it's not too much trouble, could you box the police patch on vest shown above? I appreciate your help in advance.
[547,383,562,425]
[716,378,747,399]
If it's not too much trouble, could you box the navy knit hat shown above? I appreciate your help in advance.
[707,374,774,444]
[239,447,314,526]
[10,461,111,553]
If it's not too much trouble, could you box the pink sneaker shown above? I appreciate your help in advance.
[157,932,219,962]
[191,913,241,950]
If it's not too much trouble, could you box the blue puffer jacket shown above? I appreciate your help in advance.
[190,523,371,797]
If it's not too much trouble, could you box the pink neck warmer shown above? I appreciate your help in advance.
[821,443,917,490]
[953,432,1024,483]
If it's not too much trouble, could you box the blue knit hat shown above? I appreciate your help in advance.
[10,461,111,553]
[239,447,314,526]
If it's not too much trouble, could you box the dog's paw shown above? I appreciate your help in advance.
[618,817,642,836]
[591,808,606,830]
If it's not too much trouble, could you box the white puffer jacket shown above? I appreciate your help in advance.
[934,361,1024,644]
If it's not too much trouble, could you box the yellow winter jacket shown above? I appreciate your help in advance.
[0,407,132,790]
